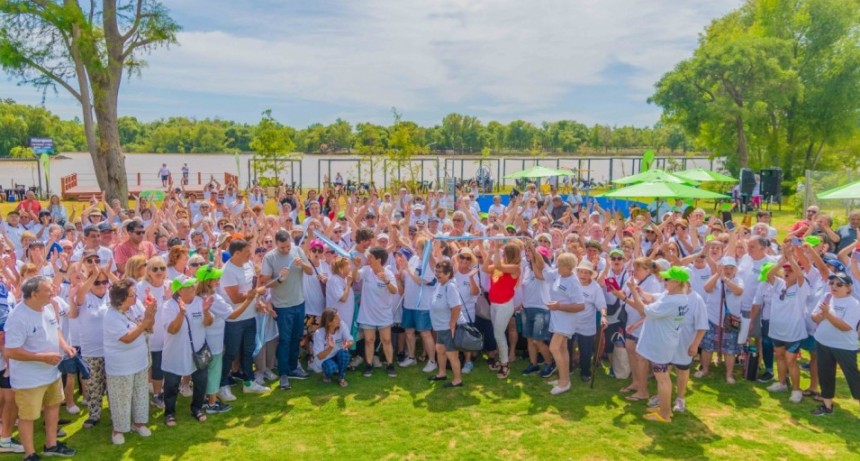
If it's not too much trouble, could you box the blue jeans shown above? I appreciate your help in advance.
[220,318,256,387]
[322,349,351,380]
[274,302,305,377]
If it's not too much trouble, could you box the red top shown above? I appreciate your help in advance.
[488,270,518,304]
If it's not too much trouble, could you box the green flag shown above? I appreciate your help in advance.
[40,153,50,192]
[641,149,655,172]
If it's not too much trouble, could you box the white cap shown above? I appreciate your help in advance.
[720,256,738,267]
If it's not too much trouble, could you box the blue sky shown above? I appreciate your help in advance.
[1,0,740,128]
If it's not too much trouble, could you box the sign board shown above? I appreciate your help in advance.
[29,137,54,155]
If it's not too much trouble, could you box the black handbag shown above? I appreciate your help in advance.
[452,287,484,352]
[185,315,212,371]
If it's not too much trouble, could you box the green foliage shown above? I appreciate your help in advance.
[650,0,860,178]
[250,110,297,183]
[0,100,86,155]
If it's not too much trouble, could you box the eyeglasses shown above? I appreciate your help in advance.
[150,266,166,272]
[829,280,846,288]
[189,262,203,268]
[263,240,273,244]
[93,280,110,287]
[85,258,101,264]
[324,250,335,255]
[333,230,342,234]
[610,256,625,261]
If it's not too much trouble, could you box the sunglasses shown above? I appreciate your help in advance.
[829,280,846,288]
[189,262,203,268]
[333,230,343,234]
[610,256,625,261]
[85,258,101,264]
[310,248,323,254]
[324,250,335,255]
[263,240,273,244]
[150,266,166,272]
[133,230,145,235]
[93,280,110,287]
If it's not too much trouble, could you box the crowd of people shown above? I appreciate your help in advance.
[0,178,858,460]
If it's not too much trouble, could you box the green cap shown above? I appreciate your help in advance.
[171,275,198,292]
[759,262,776,282]
[804,235,822,247]
[609,248,624,257]
[505,224,516,231]
[195,264,224,282]
[337,211,345,219]
[659,266,690,283]
[705,234,716,242]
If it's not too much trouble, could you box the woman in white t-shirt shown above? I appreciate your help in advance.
[352,247,399,378]
[427,261,465,387]
[137,256,169,409]
[103,279,155,445]
[809,273,860,416]
[453,249,480,374]
[630,266,690,423]
[195,264,258,413]
[546,254,586,395]
[70,266,111,429]
[162,276,213,426]
[700,257,745,383]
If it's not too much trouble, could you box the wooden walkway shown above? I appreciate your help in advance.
[60,173,238,200]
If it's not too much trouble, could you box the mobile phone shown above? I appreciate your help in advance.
[725,221,736,231]
[823,293,832,306]
[605,277,620,291]
[510,188,520,198]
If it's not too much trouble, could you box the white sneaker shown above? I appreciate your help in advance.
[372,356,383,368]
[462,361,474,374]
[789,390,803,403]
[65,404,81,414]
[673,398,686,413]
[263,369,279,381]
[550,383,571,395]
[243,381,269,394]
[112,432,125,445]
[422,361,438,373]
[134,425,152,437]
[767,382,789,392]
[179,383,193,397]
[218,386,237,402]
[399,357,417,368]
[693,370,707,378]
[349,355,365,368]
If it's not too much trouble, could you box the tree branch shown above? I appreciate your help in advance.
[120,0,144,42]
[18,54,82,102]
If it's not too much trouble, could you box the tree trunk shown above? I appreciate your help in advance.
[735,115,749,168]
[91,84,129,205]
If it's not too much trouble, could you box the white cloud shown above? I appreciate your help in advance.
[3,0,742,125]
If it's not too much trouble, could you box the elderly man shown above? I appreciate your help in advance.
[5,276,77,459]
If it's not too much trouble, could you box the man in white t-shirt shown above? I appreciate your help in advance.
[217,239,269,398]
[5,276,77,458]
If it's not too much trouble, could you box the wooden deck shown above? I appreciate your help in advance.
[60,172,238,200]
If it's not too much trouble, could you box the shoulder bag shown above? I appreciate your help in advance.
[185,314,212,370]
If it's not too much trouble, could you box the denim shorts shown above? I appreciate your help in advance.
[772,339,802,354]
[800,335,816,352]
[523,308,551,341]
[359,323,392,331]
[401,308,432,332]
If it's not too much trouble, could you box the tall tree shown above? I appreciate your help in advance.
[0,1,179,203]
[250,110,296,186]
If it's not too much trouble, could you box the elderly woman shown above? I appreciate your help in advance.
[137,256,169,408]
[71,262,112,429]
[427,260,465,387]
[810,272,860,416]
[162,276,213,426]
[103,279,156,445]
[123,255,148,282]
[313,308,354,387]
[166,246,189,280]
[196,264,258,412]
[546,254,586,395]
[453,248,480,374]
[628,266,690,423]
[699,256,745,383]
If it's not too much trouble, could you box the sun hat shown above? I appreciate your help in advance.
[575,260,597,275]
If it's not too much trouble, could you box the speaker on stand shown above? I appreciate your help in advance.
[760,168,782,211]
[738,168,756,213]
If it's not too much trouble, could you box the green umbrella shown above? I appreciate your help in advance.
[612,169,696,185]
[598,181,729,199]
[673,168,738,183]
[140,190,166,201]
[503,165,568,179]
[817,179,860,200]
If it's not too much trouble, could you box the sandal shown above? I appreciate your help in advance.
[625,394,649,402]
[338,379,348,388]
[428,375,448,381]
[487,359,500,372]
[82,418,99,429]
[620,386,636,393]
[192,410,207,423]
[802,389,819,397]
[496,365,510,379]
[643,412,672,423]
[164,415,177,427]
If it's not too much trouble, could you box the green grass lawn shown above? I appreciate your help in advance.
[49,357,860,461]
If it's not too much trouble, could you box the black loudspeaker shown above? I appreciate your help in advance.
[760,168,782,199]
[740,168,756,195]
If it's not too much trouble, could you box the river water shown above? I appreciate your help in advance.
[0,152,720,195]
